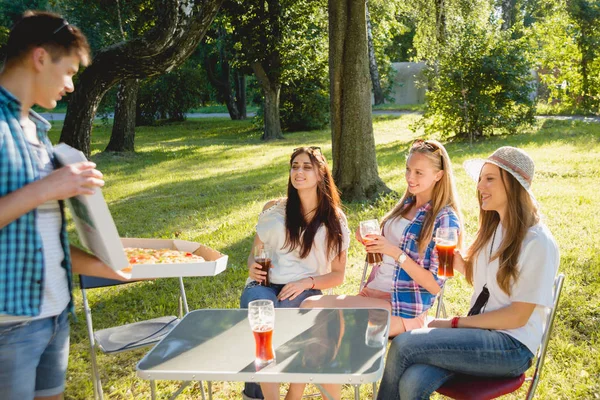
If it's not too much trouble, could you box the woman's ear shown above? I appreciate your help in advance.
[435,170,445,182]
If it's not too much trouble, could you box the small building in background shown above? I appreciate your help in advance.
[387,62,427,105]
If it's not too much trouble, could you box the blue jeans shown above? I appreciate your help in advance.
[240,281,322,399]
[0,307,70,399]
[240,281,322,309]
[376,327,534,400]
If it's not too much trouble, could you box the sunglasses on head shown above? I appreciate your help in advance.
[294,146,321,153]
[52,20,71,35]
[411,139,444,170]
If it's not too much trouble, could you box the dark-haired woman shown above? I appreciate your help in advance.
[240,147,350,400]
[376,147,559,400]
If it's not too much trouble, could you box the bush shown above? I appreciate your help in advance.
[136,58,214,126]
[253,67,330,132]
[419,23,536,140]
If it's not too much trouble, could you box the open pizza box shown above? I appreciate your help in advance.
[53,143,228,279]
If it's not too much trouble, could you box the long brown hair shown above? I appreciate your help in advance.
[464,168,539,295]
[381,139,462,254]
[284,147,344,259]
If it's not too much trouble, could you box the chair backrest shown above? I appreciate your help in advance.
[359,259,378,292]
[526,273,565,399]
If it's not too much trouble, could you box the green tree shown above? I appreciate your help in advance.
[225,0,328,140]
[420,22,535,141]
[566,0,600,111]
[202,15,248,120]
[59,0,224,156]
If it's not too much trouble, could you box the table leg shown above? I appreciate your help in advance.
[372,382,378,399]
[200,381,206,400]
[354,385,360,400]
[314,384,335,400]
[207,381,213,400]
[150,381,156,400]
[168,381,192,400]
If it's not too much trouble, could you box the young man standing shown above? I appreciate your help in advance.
[0,11,130,400]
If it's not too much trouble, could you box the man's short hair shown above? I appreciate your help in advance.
[4,10,91,66]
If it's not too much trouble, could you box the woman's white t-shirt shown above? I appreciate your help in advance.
[366,217,410,293]
[253,199,351,285]
[471,222,559,354]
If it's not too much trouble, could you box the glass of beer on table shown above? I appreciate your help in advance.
[434,227,458,278]
[360,219,383,265]
[248,300,276,367]
[254,245,272,286]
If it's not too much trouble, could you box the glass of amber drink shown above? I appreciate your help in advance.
[435,227,458,278]
[360,219,383,264]
[248,300,275,367]
[254,245,272,286]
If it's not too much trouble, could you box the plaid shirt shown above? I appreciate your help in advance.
[391,198,461,318]
[0,86,73,317]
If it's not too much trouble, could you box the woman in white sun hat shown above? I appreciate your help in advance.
[376,146,559,400]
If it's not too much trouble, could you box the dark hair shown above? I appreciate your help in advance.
[4,11,91,66]
[284,147,344,259]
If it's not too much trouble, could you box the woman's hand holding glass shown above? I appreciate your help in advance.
[451,248,466,275]
[250,245,272,285]
[363,234,396,258]
[249,261,268,283]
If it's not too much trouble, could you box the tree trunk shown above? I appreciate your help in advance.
[235,71,247,119]
[329,0,391,202]
[434,0,447,47]
[500,0,517,31]
[205,47,243,120]
[59,0,224,156]
[366,5,384,105]
[252,61,283,140]
[581,52,590,109]
[105,78,139,152]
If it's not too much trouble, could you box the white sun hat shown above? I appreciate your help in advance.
[463,146,536,202]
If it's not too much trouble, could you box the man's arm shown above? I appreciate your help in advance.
[70,246,132,281]
[0,161,103,229]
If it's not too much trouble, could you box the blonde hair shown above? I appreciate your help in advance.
[381,139,463,254]
[464,168,539,295]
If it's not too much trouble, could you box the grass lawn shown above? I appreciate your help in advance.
[46,115,599,399]
[372,103,426,112]
[188,104,259,114]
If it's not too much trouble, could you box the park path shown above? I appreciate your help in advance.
[38,110,599,123]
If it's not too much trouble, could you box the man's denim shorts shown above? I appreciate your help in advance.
[0,307,70,399]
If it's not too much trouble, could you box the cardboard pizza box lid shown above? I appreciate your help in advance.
[53,143,129,271]
[54,144,228,279]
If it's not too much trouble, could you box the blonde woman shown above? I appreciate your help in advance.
[299,139,462,399]
[376,147,559,399]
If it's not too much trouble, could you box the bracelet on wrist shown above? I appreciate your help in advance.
[309,276,315,290]
[451,316,460,328]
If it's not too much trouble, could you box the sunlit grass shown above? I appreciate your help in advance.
[48,115,600,399]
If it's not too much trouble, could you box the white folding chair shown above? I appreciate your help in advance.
[79,275,204,400]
